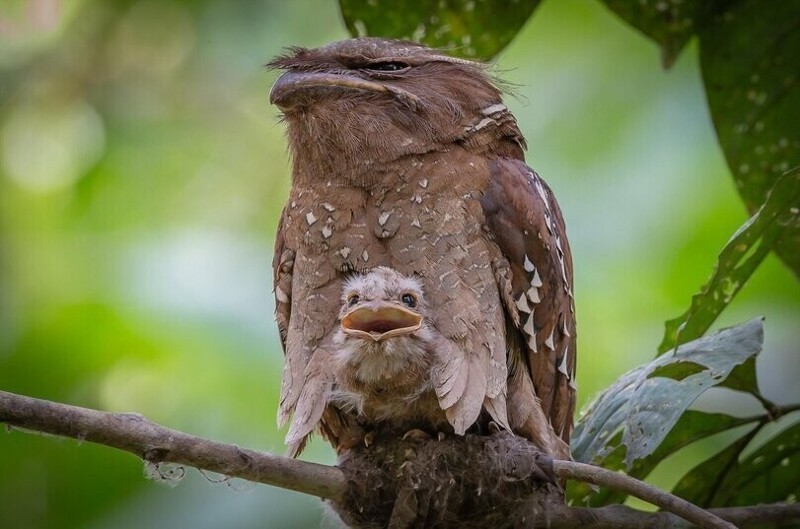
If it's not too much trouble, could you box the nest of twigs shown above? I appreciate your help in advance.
[329,431,562,529]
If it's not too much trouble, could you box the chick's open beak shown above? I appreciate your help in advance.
[341,301,422,341]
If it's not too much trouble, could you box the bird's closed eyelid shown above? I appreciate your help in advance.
[362,61,411,72]
[339,55,412,73]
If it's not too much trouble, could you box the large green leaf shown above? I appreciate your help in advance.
[338,0,541,59]
[671,426,760,508]
[572,318,763,469]
[599,0,800,277]
[599,0,712,67]
[700,1,800,277]
[673,420,800,508]
[659,171,800,354]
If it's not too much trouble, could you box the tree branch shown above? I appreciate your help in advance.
[553,460,737,529]
[0,389,344,499]
[1,390,797,529]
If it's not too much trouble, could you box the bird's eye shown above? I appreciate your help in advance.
[366,61,409,72]
[347,294,360,307]
[401,293,417,308]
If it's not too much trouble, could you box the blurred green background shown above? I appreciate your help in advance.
[0,0,797,528]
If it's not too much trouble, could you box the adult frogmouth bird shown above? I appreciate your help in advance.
[269,38,576,459]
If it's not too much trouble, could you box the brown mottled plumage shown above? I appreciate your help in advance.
[269,38,576,460]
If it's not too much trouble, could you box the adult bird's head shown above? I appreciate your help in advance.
[268,37,525,180]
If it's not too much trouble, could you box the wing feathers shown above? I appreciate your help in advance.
[481,158,577,454]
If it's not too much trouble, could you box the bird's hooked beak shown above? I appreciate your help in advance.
[340,301,423,342]
[269,71,421,112]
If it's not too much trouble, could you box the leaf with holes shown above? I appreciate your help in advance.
[659,171,800,355]
[572,318,763,470]
[338,0,541,59]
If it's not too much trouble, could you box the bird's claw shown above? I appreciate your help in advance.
[363,431,375,448]
[402,429,431,442]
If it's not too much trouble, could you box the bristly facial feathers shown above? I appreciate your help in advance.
[268,37,526,185]
[270,37,576,461]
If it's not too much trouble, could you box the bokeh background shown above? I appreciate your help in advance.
[1,0,798,528]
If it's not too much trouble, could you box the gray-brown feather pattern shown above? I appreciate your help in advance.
[269,37,575,457]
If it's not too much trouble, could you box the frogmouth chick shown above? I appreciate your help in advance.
[332,266,449,435]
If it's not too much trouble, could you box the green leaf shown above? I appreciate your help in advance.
[716,420,800,507]
[671,426,760,508]
[658,171,800,354]
[337,0,541,59]
[598,0,711,67]
[568,410,756,506]
[572,318,763,470]
[674,419,800,508]
[699,1,800,278]
[598,1,800,276]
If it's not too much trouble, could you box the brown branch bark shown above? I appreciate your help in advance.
[0,389,344,499]
[1,389,798,529]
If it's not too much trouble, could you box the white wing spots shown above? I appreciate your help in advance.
[481,103,507,115]
[523,313,537,353]
[476,117,496,130]
[378,211,391,226]
[531,268,543,287]
[527,333,538,353]
[468,117,495,131]
[554,235,564,256]
[419,178,428,188]
[559,258,571,294]
[533,176,551,210]
[569,359,577,389]
[362,249,370,262]
[411,218,421,228]
[561,317,571,338]
[515,293,531,313]
[527,286,540,304]
[305,211,317,226]
[322,203,336,212]
[321,225,332,239]
[545,328,555,351]
[523,255,535,272]
[339,247,351,259]
[544,215,554,235]
[558,348,570,377]
[276,286,289,303]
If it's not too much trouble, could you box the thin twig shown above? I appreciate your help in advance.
[2,390,798,529]
[554,460,736,529]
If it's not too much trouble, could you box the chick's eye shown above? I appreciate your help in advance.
[401,293,416,308]
[347,294,360,307]
[366,61,409,72]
